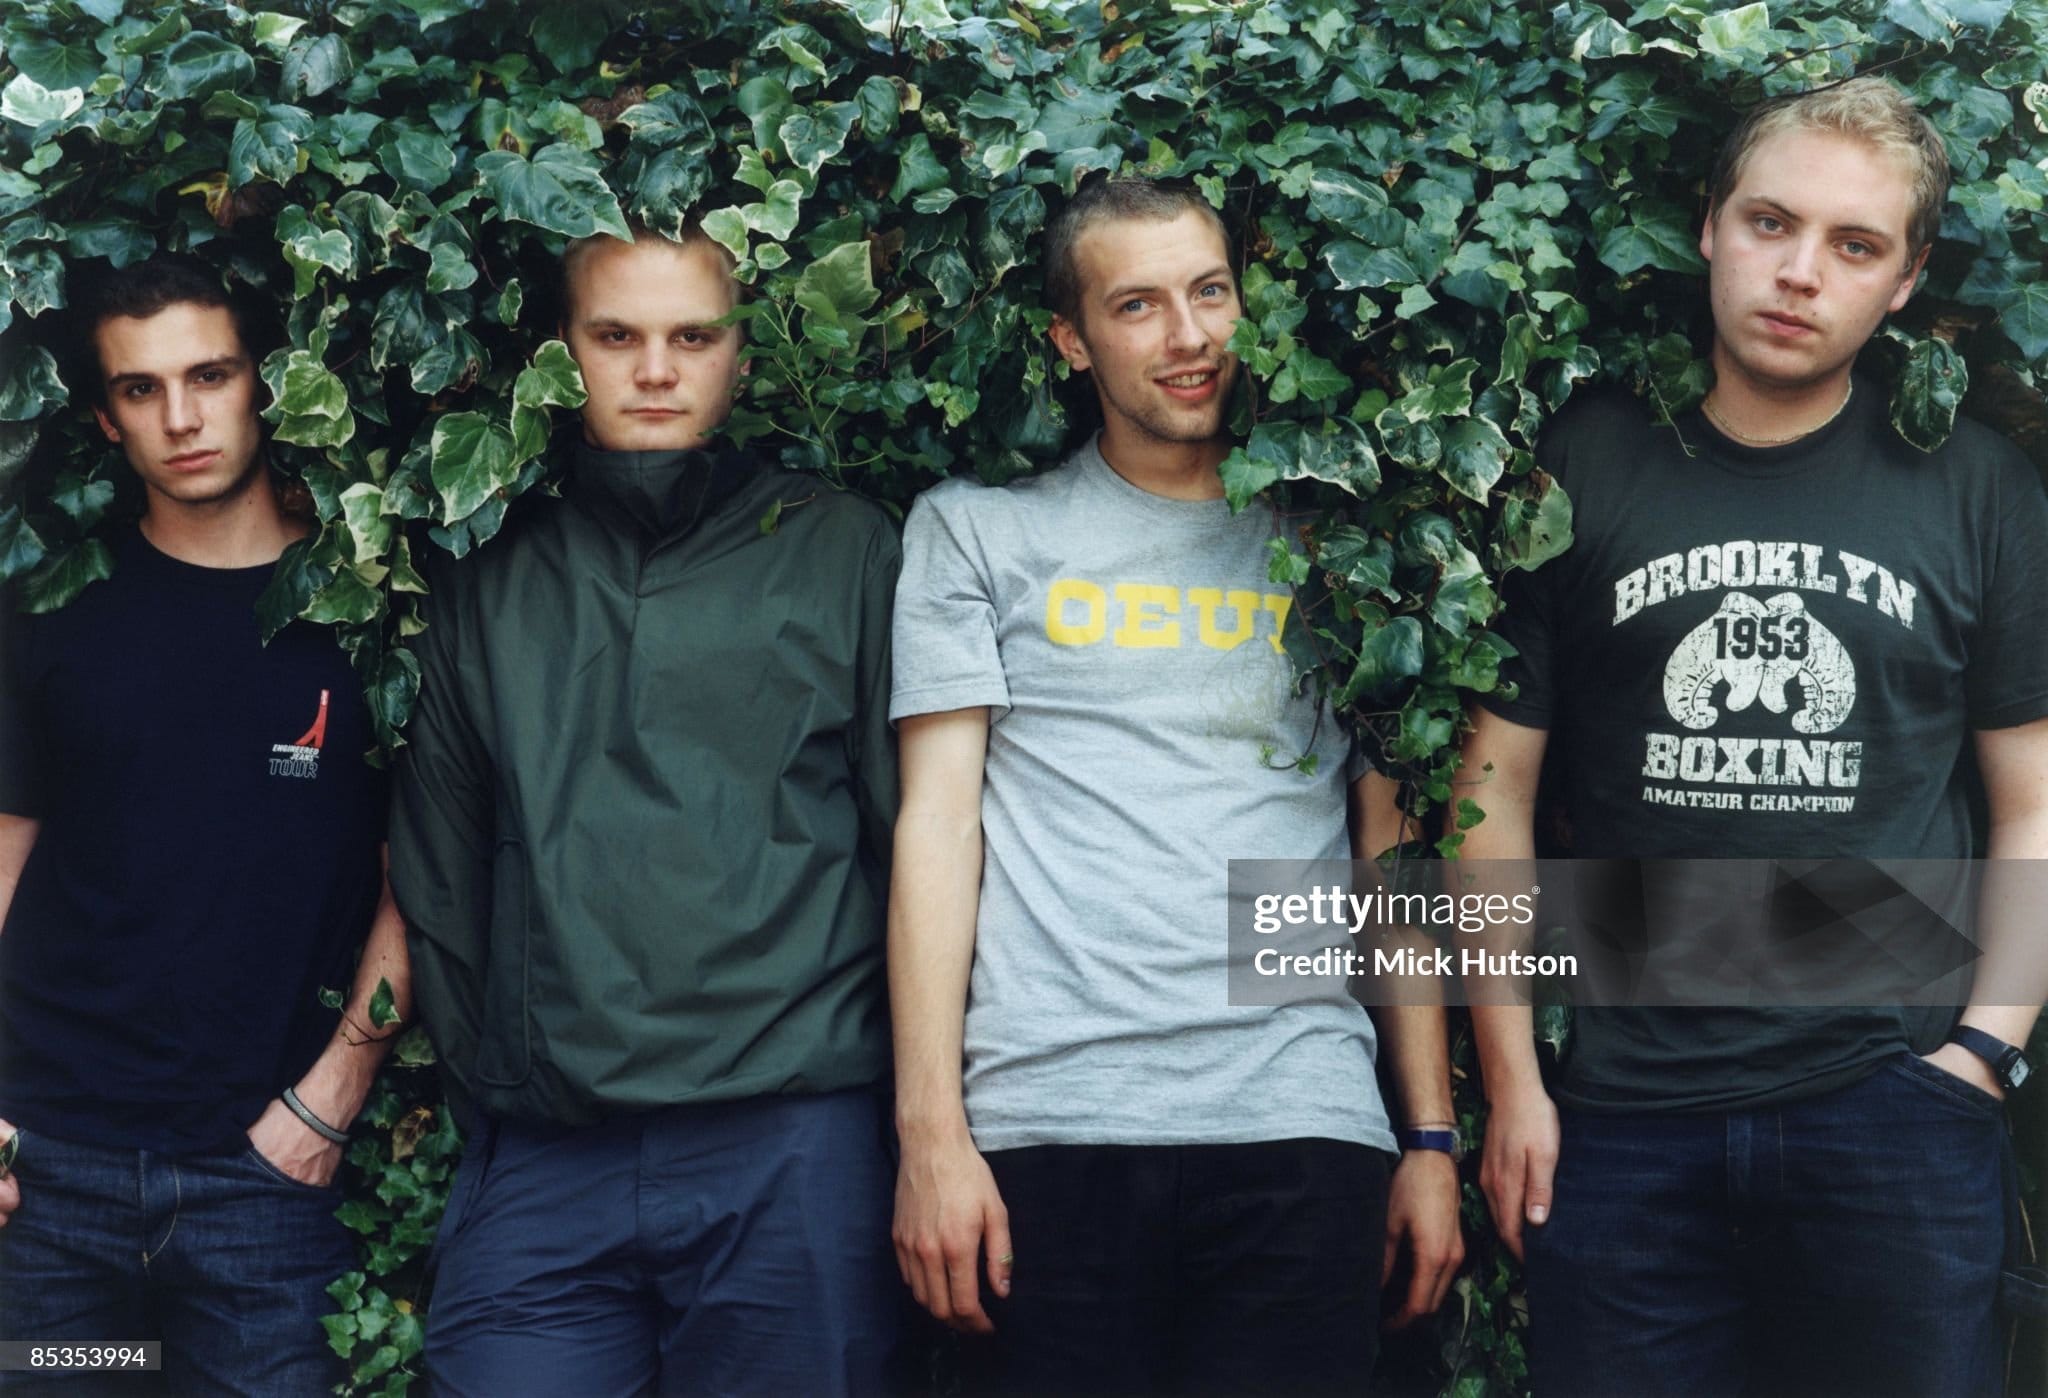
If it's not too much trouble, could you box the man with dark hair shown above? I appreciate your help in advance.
[390,224,902,1396]
[0,252,410,1393]
[1463,77,2048,1395]
[888,177,1464,1396]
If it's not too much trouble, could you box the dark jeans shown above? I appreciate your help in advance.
[1526,1050,2008,1398]
[423,1089,900,1398]
[0,1126,355,1397]
[968,1139,1391,1398]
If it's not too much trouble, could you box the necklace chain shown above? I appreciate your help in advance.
[1702,381,1854,447]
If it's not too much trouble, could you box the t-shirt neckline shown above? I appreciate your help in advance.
[1076,434,1245,529]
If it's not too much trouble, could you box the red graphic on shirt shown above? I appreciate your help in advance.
[289,690,330,750]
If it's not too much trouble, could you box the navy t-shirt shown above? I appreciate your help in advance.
[0,526,385,1155]
[1485,380,2048,1111]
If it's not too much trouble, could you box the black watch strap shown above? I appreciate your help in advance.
[1948,1026,2032,1091]
[1398,1127,1464,1161]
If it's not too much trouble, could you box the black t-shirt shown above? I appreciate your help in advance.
[0,527,385,1154]
[1486,379,2048,1111]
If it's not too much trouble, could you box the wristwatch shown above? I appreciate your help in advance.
[1947,1026,2033,1091]
[1398,1127,1465,1161]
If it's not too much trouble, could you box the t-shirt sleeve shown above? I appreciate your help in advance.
[0,598,40,817]
[1967,451,2048,729]
[889,484,1013,722]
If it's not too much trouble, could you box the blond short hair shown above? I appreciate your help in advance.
[1708,76,1951,258]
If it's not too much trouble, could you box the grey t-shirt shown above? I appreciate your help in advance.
[892,436,1395,1153]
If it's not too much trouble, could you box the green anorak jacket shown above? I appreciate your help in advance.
[391,442,899,1127]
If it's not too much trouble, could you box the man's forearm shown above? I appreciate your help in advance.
[294,868,414,1132]
[0,816,38,935]
[1378,1003,1455,1124]
[891,808,984,1148]
[1958,809,2048,1047]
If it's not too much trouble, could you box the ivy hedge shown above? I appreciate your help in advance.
[3,0,2045,1393]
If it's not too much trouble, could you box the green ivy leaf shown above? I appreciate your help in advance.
[1339,616,1425,705]
[267,360,356,447]
[0,347,67,422]
[1888,331,1968,451]
[425,241,478,293]
[375,128,456,192]
[779,102,859,176]
[1697,2,1776,59]
[231,104,315,186]
[19,538,114,614]
[0,503,48,581]
[2001,282,2048,360]
[1317,525,1396,597]
[1438,416,1513,503]
[889,134,950,201]
[340,482,395,561]
[153,31,257,102]
[1597,212,1707,276]
[282,33,353,99]
[528,6,607,76]
[616,90,713,152]
[1498,473,1575,571]
[1304,169,1387,226]
[794,243,876,325]
[1322,241,1421,291]
[429,411,519,524]
[511,339,587,410]
[475,146,631,240]
[251,13,310,51]
[4,36,102,92]
[275,206,356,298]
[856,75,899,139]
[367,976,400,1028]
[1,73,85,127]
[304,569,385,625]
[49,473,116,531]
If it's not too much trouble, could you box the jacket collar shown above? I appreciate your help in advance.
[567,440,755,541]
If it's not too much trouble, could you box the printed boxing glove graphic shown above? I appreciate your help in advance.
[1663,592,1855,734]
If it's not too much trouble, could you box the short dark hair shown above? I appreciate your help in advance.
[1708,76,1951,260]
[1041,176,1233,324]
[71,252,278,404]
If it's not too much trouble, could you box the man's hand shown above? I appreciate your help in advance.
[893,1129,1011,1334]
[0,1117,18,1226]
[1382,1148,1464,1328]
[1478,1085,1560,1262]
[246,1098,343,1188]
[1919,1040,2007,1102]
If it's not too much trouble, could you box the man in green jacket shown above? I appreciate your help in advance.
[390,226,901,1398]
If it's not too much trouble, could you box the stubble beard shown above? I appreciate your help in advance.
[1099,361,1238,447]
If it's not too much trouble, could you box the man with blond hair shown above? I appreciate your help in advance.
[1462,77,2048,1395]
[391,224,901,1396]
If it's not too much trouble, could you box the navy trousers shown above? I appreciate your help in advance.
[424,1089,900,1398]
[1525,1050,2009,1398]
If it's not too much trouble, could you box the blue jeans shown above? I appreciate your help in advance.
[1525,1050,2008,1398]
[0,1127,355,1397]
[423,1089,900,1398]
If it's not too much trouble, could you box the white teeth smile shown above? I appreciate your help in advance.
[1161,373,1213,387]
